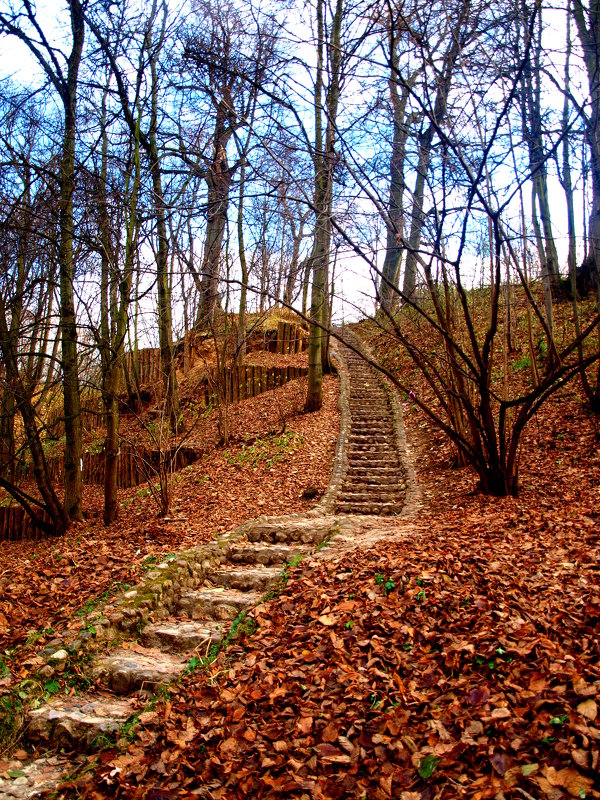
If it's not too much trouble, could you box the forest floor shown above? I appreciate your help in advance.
[1,330,600,800]
[73,342,599,800]
[0,367,340,683]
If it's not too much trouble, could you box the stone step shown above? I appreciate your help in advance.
[348,447,393,457]
[342,481,405,492]
[208,566,282,592]
[348,429,394,444]
[346,462,402,471]
[336,501,403,515]
[350,425,394,434]
[178,588,261,620]
[228,542,309,566]
[350,411,390,418]
[348,436,396,446]
[244,518,333,545]
[344,479,403,489]
[351,403,387,409]
[350,422,393,429]
[94,647,189,695]
[142,620,223,652]
[0,756,79,799]
[338,492,402,503]
[349,404,389,410]
[347,450,397,458]
[28,694,135,749]
[349,413,392,421]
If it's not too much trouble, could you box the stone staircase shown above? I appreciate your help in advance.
[0,518,338,799]
[335,340,406,515]
[0,335,410,799]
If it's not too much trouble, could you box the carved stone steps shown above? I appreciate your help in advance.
[28,695,135,750]
[347,445,396,455]
[336,336,405,517]
[345,465,402,474]
[337,491,401,503]
[349,433,393,442]
[336,501,404,515]
[94,648,190,695]
[343,481,406,492]
[178,588,262,620]
[142,619,223,652]
[244,518,333,545]
[228,542,310,566]
[207,566,282,592]
[350,426,395,435]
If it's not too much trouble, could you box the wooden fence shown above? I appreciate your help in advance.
[2,444,202,543]
[0,506,51,542]
[275,321,306,354]
[199,364,308,406]
[130,323,307,387]
[17,443,202,492]
[6,357,309,543]
[46,394,104,438]
[123,347,162,389]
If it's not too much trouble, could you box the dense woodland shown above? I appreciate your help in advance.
[0,0,599,537]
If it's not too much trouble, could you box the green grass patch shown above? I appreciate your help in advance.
[224,431,304,469]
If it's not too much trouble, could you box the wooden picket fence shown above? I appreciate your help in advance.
[1,444,202,543]
[83,443,202,490]
[17,443,202,492]
[123,347,162,389]
[130,323,307,387]
[0,506,51,542]
[275,321,306,354]
[199,364,308,406]
[6,348,309,543]
[46,393,104,438]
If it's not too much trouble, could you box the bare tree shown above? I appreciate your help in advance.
[0,0,86,520]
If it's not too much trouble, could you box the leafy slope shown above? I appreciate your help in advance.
[0,375,339,677]
[82,390,599,800]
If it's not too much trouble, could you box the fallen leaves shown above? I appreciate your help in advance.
[0,375,340,684]
[577,699,598,721]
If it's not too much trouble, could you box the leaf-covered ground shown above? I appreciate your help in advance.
[74,379,599,800]
[0,374,339,682]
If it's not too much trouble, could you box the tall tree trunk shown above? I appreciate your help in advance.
[402,15,463,301]
[99,94,141,523]
[380,32,414,312]
[305,0,343,411]
[60,0,85,521]
[196,101,234,329]
[573,0,600,293]
[237,155,248,359]
[283,208,308,305]
[519,2,561,296]
[150,45,179,430]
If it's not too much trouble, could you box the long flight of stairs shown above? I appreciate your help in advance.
[336,340,406,515]
[0,335,409,799]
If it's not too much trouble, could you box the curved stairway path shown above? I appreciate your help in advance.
[0,334,413,799]
[335,337,406,516]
